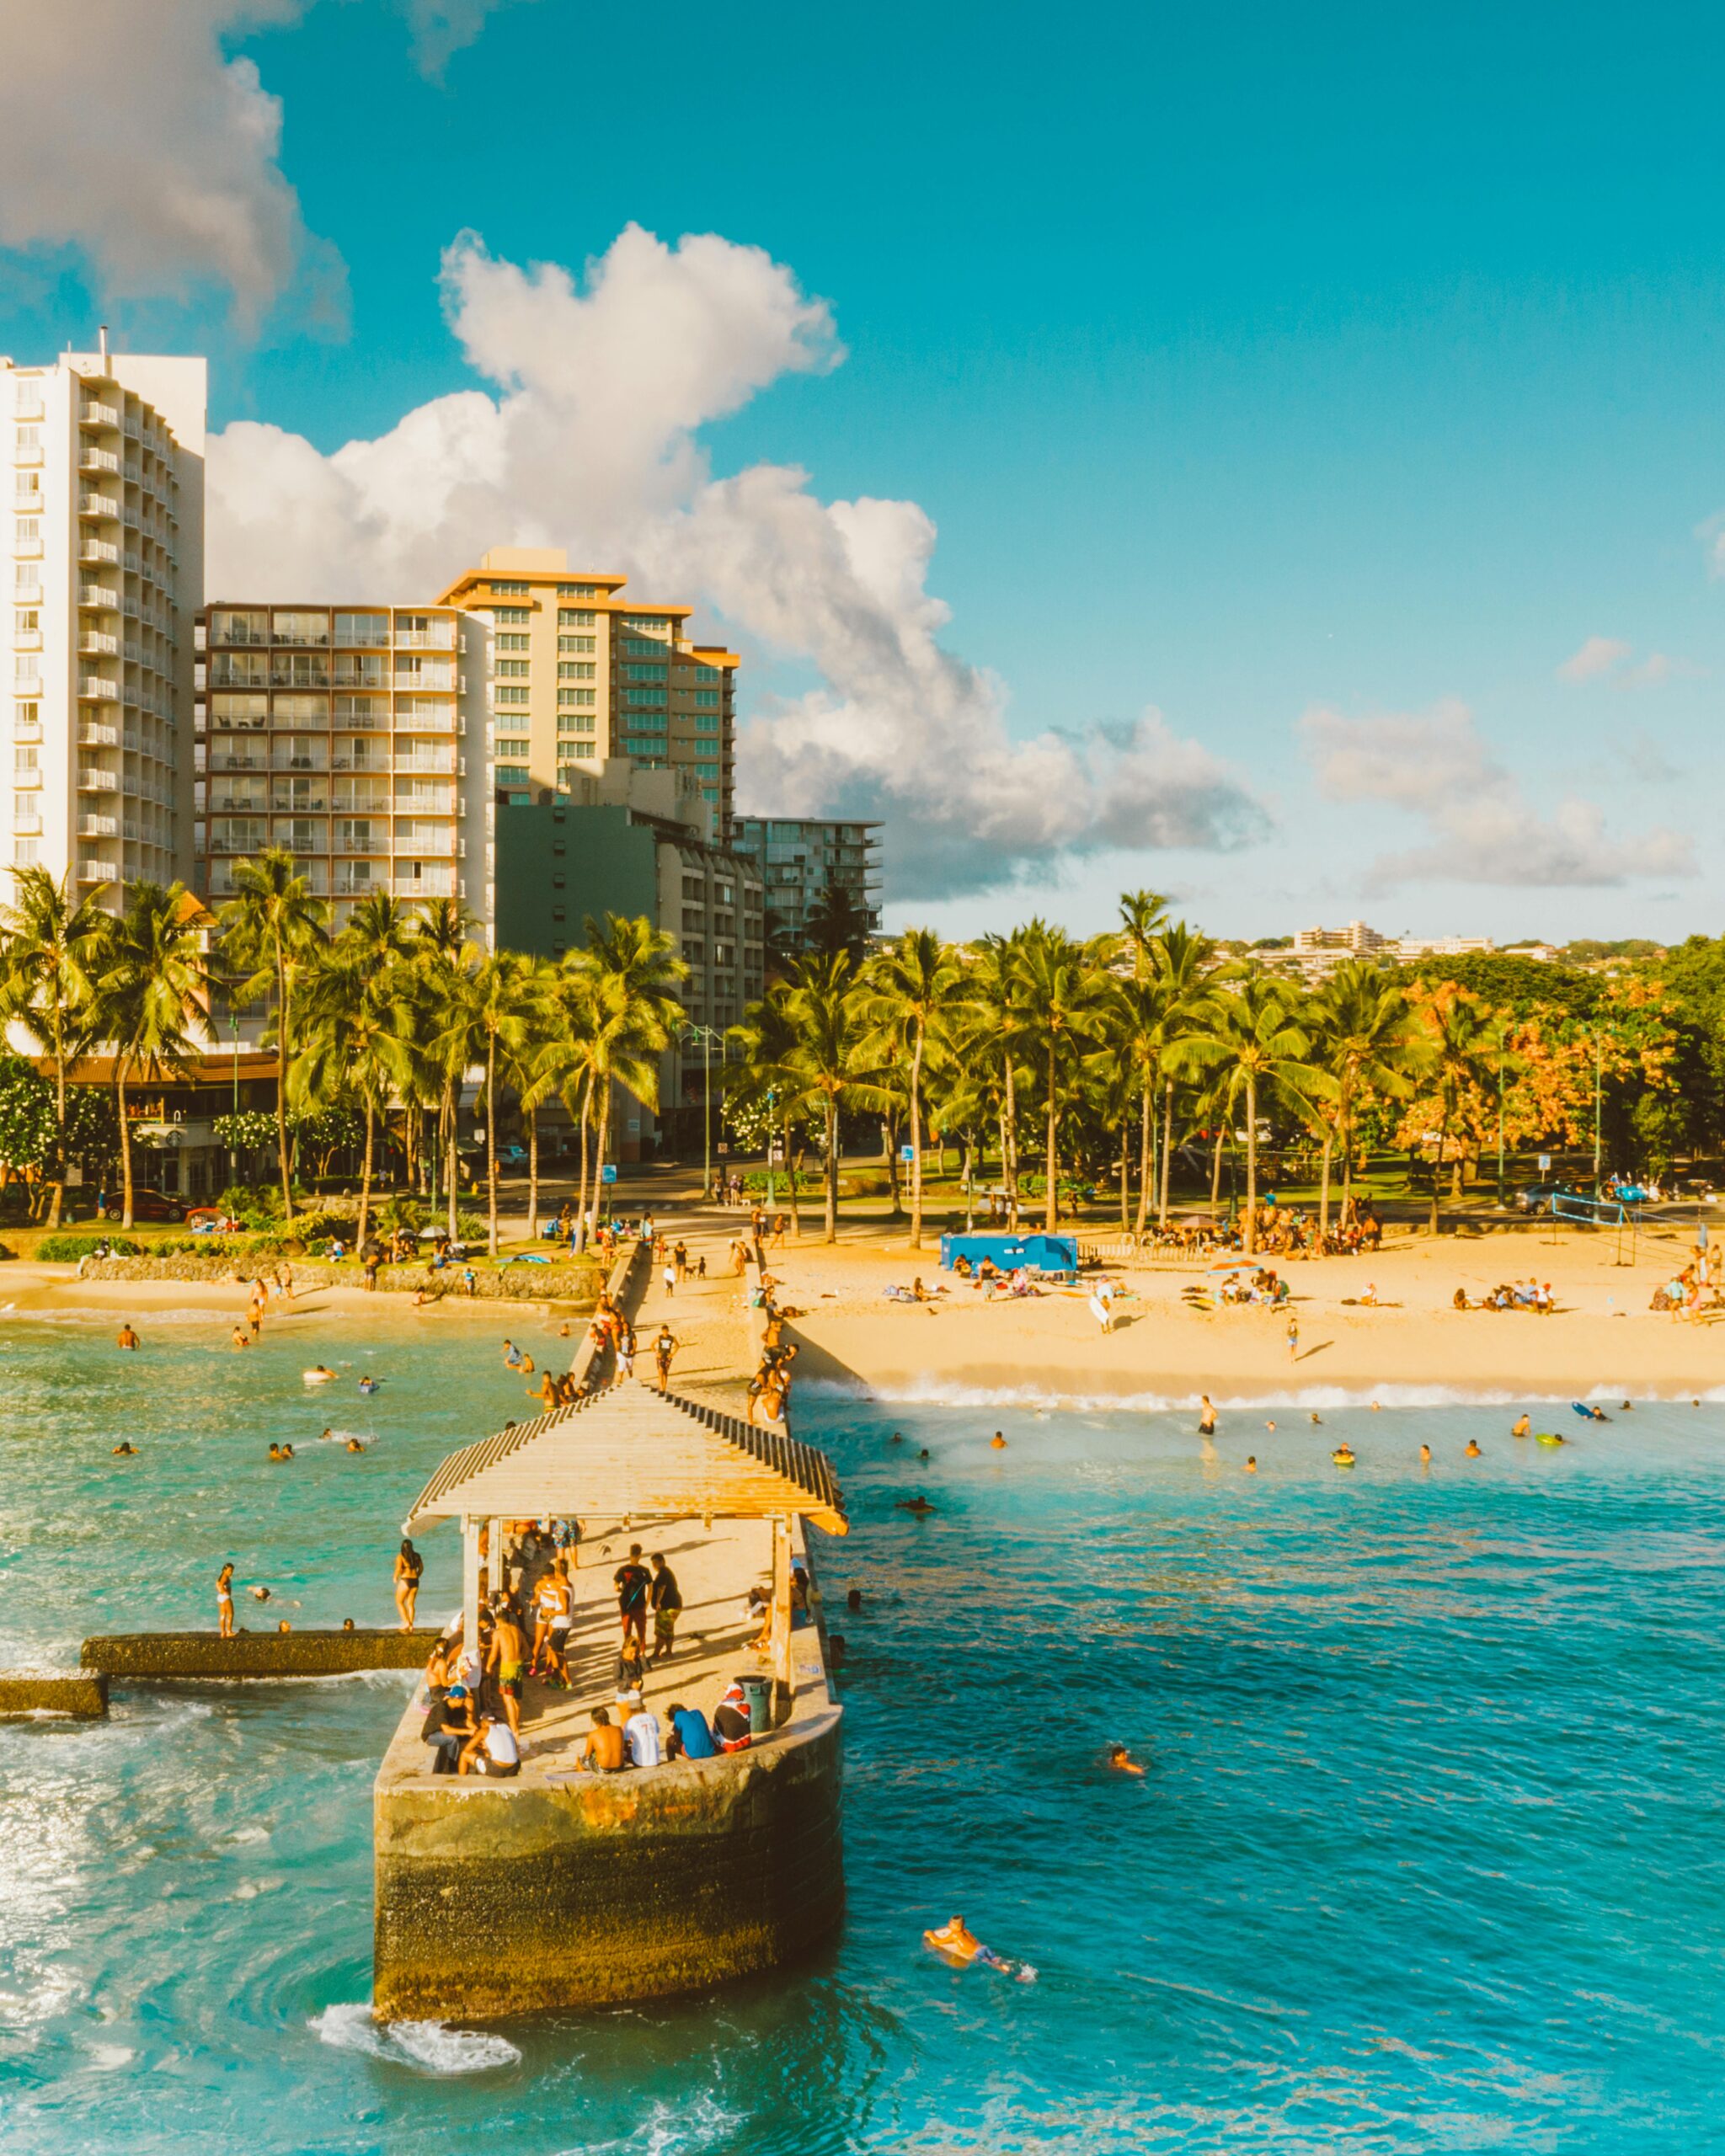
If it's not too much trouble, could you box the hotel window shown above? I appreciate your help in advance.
[694,711,720,732]
[494,685,530,706]
[489,580,528,595]
[14,745,40,775]
[13,837,39,866]
[13,425,40,455]
[272,611,329,646]
[624,686,667,707]
[14,700,39,730]
[626,664,667,683]
[13,516,40,551]
[496,633,531,652]
[695,760,720,779]
[624,639,667,659]
[492,606,531,625]
[334,611,388,645]
[496,659,531,678]
[557,687,595,707]
[623,615,666,631]
[495,765,530,785]
[557,711,595,733]
[495,738,530,756]
[574,743,595,759]
[557,661,595,680]
[692,688,720,706]
[14,607,40,638]
[209,608,267,645]
[558,609,596,627]
[558,634,595,654]
[558,584,599,597]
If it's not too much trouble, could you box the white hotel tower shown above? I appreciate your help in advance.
[4,338,205,909]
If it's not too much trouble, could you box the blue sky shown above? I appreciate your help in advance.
[4,0,1722,940]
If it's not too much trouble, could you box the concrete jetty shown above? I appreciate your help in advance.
[371,1219,846,2020]
[0,1668,110,1717]
[83,1630,440,1679]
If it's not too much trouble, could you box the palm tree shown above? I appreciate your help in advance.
[1424,987,1499,1224]
[339,893,421,1187]
[582,912,687,1214]
[1012,921,1111,1231]
[538,953,605,1250]
[1150,924,1216,1229]
[441,951,537,1259]
[219,849,326,1221]
[802,878,873,963]
[855,927,961,1250]
[499,958,558,1241]
[961,932,1032,1226]
[729,985,804,1236]
[90,883,210,1230]
[1181,969,1325,1255]
[296,938,413,1252]
[0,867,108,1225]
[406,899,479,1235]
[780,952,864,1242]
[1306,963,1429,1235]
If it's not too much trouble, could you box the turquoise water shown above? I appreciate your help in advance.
[3,1311,1725,2153]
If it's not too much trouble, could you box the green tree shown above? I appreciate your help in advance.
[781,952,865,1242]
[218,850,327,1221]
[1012,921,1112,1231]
[91,883,210,1231]
[855,927,961,1249]
[296,937,413,1252]
[0,867,109,1225]
[1180,969,1323,1255]
[729,985,805,1237]
[801,877,873,963]
[1306,963,1430,1233]
[582,912,687,1218]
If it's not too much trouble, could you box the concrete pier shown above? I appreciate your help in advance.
[371,1220,846,2020]
[0,1668,110,1717]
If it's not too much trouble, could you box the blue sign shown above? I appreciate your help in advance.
[601,1164,617,1184]
[900,1145,915,1163]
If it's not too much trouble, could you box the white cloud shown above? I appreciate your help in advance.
[0,0,326,327]
[210,225,1266,899]
[1557,635,1631,684]
[402,0,538,76]
[1300,698,1696,890]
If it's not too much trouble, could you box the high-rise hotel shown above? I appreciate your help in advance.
[4,341,205,909]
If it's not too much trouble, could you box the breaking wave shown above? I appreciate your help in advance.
[310,2001,520,2074]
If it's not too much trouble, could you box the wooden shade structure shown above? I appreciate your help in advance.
[403,1382,848,1539]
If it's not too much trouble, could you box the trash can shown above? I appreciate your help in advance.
[738,1675,772,1734]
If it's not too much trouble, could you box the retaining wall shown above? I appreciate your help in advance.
[74,1256,599,1300]
[0,1668,109,1716]
[82,1629,441,1679]
[373,1706,844,2019]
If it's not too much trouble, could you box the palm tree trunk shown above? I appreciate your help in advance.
[1044,1044,1058,1233]
[357,1097,375,1251]
[885,1113,902,1218]
[783,1111,801,1236]
[47,1022,66,1229]
[444,1079,459,1243]
[1318,1128,1333,1241]
[526,1107,539,1241]
[1004,1060,1019,1228]
[1119,1132,1130,1227]
[1135,1084,1152,1234]
[593,1082,613,1234]
[574,1080,592,1252]
[1210,1123,1225,1220]
[1160,1080,1174,1227]
[485,1035,499,1258]
[824,1097,839,1243]
[1339,1082,1354,1225]
[116,1063,134,1230]
[1244,1074,1258,1256]
[1430,1113,1449,1235]
[275,951,294,1223]
[909,1032,925,1250]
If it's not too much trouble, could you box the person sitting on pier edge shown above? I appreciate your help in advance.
[578,1706,627,1773]
[614,1633,645,1710]
[459,1710,521,1779]
[623,1698,662,1767]
[422,1683,474,1774]
[713,1680,753,1753]
[665,1701,717,1760]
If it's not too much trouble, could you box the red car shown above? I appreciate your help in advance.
[124,1189,188,1223]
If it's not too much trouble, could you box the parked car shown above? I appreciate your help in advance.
[1513,1180,1583,1216]
[125,1189,188,1223]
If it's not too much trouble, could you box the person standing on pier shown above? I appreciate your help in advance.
[615,1545,652,1648]
[216,1562,235,1639]
[653,1324,679,1393]
[649,1553,682,1662]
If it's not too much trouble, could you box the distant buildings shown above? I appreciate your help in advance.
[729,817,882,952]
[4,340,206,911]
[1286,925,1558,979]
[437,548,737,825]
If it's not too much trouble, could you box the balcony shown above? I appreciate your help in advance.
[79,540,119,566]
[78,492,120,519]
[13,490,43,512]
[393,748,456,773]
[78,723,119,748]
[77,814,118,839]
[80,402,120,429]
[78,675,120,701]
[79,632,119,658]
[77,860,118,884]
[79,584,119,610]
[333,870,386,898]
[270,789,329,814]
[80,447,120,475]
[393,664,455,691]
[211,793,270,816]
[393,627,456,651]
[393,831,457,857]
[77,769,119,792]
[330,749,389,773]
[393,868,455,898]
[13,443,42,467]
[332,792,389,816]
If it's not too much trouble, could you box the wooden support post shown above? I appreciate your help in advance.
[489,1515,503,1606]
[770,1515,793,1719]
[462,1516,481,1662]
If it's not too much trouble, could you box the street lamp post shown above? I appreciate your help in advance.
[681,1022,724,1204]
[1496,1025,1507,1211]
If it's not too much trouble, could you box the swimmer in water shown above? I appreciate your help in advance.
[267,1444,283,1460]
[112,1441,137,1456]
[304,1364,334,1385]
[1621,1401,1633,1412]
[927,1915,981,1961]
[991,1431,1007,1449]
[919,1448,931,1461]
[1511,1413,1530,1438]
[231,1326,249,1349]
[344,1437,365,1453]
[248,1582,270,1604]
[1310,1413,1322,1426]
[280,1443,294,1460]
[358,1375,380,1395]
[1199,1396,1216,1435]
[889,1431,904,1446]
[1420,1443,1432,1466]
[320,1428,334,1444]
[116,1323,139,1351]
[1244,1455,1258,1473]
[1332,1444,1356,1466]
[895,1496,936,1515]
[1370,1401,1381,1412]
[1106,1742,1146,1776]
[1465,1438,1482,1458]
[1265,1419,1276,1433]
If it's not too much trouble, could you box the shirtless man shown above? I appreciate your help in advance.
[485,1601,528,1735]
[1511,1413,1531,1438]
[653,1325,679,1395]
[1198,1396,1216,1436]
[116,1323,140,1351]
[230,1326,250,1350]
[533,1369,560,1413]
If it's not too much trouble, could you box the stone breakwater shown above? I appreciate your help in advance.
[83,1629,442,1679]
[73,1256,599,1301]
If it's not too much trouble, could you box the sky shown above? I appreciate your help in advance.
[3,0,1722,942]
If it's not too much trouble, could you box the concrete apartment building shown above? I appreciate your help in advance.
[437,547,738,824]
[729,818,883,950]
[194,602,494,931]
[5,341,205,909]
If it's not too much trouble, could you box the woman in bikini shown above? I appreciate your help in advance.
[216,1562,235,1639]
[393,1539,424,1630]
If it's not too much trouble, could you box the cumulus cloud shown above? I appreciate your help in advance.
[1557,635,1631,684]
[209,225,1266,898]
[0,0,327,327]
[1300,699,1695,890]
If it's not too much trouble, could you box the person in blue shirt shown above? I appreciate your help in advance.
[665,1703,716,1760]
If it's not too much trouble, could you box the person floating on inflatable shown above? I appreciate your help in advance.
[1332,1444,1357,1468]
[924,1916,1037,1983]
[1573,1402,1610,1422]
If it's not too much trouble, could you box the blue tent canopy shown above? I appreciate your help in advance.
[938,1232,1078,1275]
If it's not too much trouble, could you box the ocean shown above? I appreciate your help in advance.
[2,1309,1723,2153]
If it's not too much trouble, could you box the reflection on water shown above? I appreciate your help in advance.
[2,1313,1724,2150]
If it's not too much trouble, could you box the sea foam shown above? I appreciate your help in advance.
[310,2001,520,2073]
[799,1374,1725,1414]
